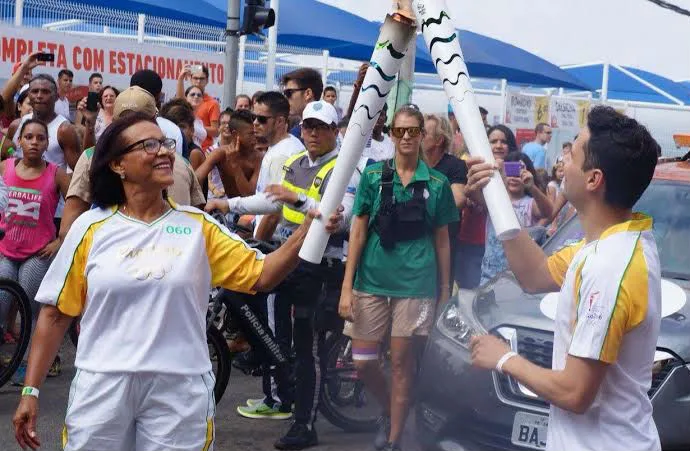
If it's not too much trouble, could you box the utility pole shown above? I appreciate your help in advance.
[224,0,241,109]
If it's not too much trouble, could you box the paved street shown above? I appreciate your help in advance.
[0,345,421,451]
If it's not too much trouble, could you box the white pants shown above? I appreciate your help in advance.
[63,370,215,451]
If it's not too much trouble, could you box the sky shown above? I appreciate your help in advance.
[319,0,690,81]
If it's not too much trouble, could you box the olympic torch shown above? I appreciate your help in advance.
[298,13,417,263]
[413,0,520,240]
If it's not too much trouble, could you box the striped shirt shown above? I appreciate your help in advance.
[35,201,264,375]
[546,213,661,451]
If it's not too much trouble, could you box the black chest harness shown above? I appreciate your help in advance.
[374,160,430,250]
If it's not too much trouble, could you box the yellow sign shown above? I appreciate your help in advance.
[534,96,550,124]
[577,100,591,129]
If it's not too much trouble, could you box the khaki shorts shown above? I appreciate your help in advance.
[344,290,435,342]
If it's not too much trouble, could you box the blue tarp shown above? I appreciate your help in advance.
[564,64,690,105]
[79,0,587,90]
[67,0,226,27]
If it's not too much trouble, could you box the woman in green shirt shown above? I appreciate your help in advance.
[339,106,458,451]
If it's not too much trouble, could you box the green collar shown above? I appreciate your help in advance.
[389,158,430,185]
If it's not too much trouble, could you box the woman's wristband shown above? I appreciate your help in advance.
[21,386,39,398]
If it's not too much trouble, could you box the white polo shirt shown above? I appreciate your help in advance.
[546,213,661,451]
[35,202,265,375]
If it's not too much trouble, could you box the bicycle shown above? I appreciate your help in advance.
[206,211,286,403]
[0,229,34,388]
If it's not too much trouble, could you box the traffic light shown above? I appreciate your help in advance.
[241,0,275,35]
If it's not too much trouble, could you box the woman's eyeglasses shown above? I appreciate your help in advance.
[283,88,307,99]
[390,126,422,139]
[122,138,176,155]
[187,92,203,98]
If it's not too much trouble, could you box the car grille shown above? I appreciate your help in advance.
[494,326,680,408]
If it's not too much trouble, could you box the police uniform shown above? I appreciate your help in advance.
[224,101,359,441]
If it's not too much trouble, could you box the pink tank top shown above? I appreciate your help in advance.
[0,158,59,259]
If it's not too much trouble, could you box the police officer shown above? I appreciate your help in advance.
[206,100,358,450]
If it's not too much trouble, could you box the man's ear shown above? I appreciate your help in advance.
[586,168,605,194]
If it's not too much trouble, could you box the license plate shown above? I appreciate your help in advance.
[511,412,549,450]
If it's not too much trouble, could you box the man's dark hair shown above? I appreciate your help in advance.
[324,86,337,95]
[29,74,58,95]
[255,91,290,119]
[89,73,103,82]
[90,113,157,207]
[160,99,195,128]
[57,69,74,79]
[487,124,518,154]
[583,105,660,209]
[251,91,264,105]
[280,68,323,100]
[479,106,488,116]
[229,109,254,132]
[130,70,163,97]
[535,123,550,134]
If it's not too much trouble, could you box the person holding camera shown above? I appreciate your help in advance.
[176,64,220,149]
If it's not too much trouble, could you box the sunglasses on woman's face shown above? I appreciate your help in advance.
[390,126,422,139]
[188,92,203,98]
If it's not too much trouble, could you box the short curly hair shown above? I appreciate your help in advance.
[583,106,659,209]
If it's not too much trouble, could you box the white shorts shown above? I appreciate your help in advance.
[63,369,215,451]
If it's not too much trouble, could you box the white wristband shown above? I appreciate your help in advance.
[496,351,518,374]
[21,386,39,398]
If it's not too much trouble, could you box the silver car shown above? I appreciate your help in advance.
[415,159,690,451]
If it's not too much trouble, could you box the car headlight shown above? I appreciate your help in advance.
[437,289,486,350]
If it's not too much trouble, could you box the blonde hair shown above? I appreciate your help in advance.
[424,114,453,154]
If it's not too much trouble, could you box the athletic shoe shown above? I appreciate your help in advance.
[246,397,265,406]
[374,416,391,450]
[274,422,318,450]
[237,402,292,420]
[11,361,27,386]
[382,443,402,451]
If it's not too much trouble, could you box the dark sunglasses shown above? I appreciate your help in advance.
[121,138,176,155]
[187,92,203,98]
[283,87,307,99]
[252,113,274,124]
[391,126,422,139]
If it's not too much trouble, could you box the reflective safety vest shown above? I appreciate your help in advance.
[281,150,337,225]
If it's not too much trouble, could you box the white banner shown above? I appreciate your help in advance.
[0,24,226,103]
[504,91,549,129]
[550,96,590,130]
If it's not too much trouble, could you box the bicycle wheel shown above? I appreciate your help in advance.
[0,278,32,388]
[319,333,381,433]
[207,326,231,403]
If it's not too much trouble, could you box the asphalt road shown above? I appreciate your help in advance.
[0,344,421,451]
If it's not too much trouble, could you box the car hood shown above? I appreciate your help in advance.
[471,273,690,360]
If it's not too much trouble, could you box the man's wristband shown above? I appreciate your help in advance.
[21,386,39,398]
[496,351,518,374]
